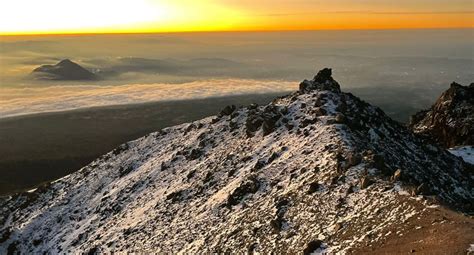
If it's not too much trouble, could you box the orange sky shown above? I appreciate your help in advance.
[1,0,473,35]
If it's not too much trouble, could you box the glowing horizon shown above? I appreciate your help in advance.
[1,0,473,35]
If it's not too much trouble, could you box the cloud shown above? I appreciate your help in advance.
[0,79,296,118]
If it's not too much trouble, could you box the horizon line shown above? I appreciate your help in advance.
[1,26,473,37]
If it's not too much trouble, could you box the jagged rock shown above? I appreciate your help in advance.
[303,240,323,255]
[359,177,372,189]
[86,247,99,255]
[248,103,258,110]
[229,121,239,131]
[315,97,325,107]
[226,176,260,207]
[267,152,279,164]
[211,117,220,124]
[335,113,346,123]
[270,198,289,232]
[261,105,282,136]
[245,111,264,135]
[166,189,188,203]
[366,153,390,175]
[230,111,240,119]
[253,160,266,171]
[299,68,341,93]
[0,228,11,243]
[391,169,402,182]
[111,143,130,156]
[412,183,430,196]
[184,124,197,134]
[345,185,355,195]
[187,148,203,160]
[7,241,18,255]
[307,182,321,194]
[409,82,473,147]
[220,105,237,116]
[314,68,333,83]
[118,165,134,177]
[346,152,362,168]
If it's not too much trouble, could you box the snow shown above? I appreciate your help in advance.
[449,146,474,165]
[1,81,471,254]
[467,244,474,253]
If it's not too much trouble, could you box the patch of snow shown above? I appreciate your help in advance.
[0,86,471,254]
[467,244,474,253]
[449,146,474,165]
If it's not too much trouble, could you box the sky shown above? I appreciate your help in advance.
[0,0,473,35]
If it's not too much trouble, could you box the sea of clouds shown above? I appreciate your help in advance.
[0,79,296,118]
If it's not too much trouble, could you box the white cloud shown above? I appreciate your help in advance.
[0,79,296,118]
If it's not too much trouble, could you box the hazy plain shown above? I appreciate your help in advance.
[1,29,473,119]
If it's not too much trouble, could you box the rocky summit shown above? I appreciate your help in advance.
[409,82,474,148]
[31,59,97,81]
[1,69,473,254]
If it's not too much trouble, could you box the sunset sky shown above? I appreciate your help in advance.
[1,0,473,35]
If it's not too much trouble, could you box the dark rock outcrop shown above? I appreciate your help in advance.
[299,68,341,93]
[303,240,324,255]
[245,105,283,136]
[409,82,473,148]
[220,105,236,116]
[31,59,98,81]
[226,176,260,207]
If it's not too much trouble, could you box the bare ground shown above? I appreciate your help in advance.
[350,200,474,255]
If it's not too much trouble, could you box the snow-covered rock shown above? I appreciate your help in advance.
[449,146,474,165]
[1,69,472,254]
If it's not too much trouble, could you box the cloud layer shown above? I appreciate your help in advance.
[0,79,296,118]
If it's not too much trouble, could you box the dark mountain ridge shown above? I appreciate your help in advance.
[409,82,474,148]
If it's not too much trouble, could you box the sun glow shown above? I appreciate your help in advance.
[0,0,246,35]
[0,0,472,35]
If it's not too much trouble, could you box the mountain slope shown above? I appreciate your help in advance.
[409,82,473,148]
[1,69,473,254]
[31,59,97,81]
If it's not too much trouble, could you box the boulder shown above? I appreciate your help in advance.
[245,111,264,134]
[261,105,282,136]
[220,105,236,116]
[227,176,260,207]
[391,169,402,182]
[303,240,323,255]
[360,177,372,189]
[346,152,362,168]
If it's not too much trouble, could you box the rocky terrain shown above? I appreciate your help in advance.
[31,59,97,81]
[1,69,473,254]
[409,82,473,148]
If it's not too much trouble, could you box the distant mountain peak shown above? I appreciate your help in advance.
[31,59,97,81]
[57,59,75,66]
